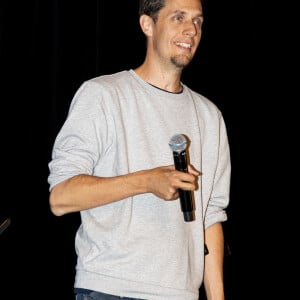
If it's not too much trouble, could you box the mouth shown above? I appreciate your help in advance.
[175,42,192,49]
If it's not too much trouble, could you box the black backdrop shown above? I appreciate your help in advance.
[0,1,262,299]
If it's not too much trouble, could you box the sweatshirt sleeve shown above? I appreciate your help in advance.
[204,113,231,229]
[47,81,111,190]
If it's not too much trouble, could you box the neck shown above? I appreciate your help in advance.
[134,60,183,94]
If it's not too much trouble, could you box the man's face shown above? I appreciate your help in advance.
[152,0,203,70]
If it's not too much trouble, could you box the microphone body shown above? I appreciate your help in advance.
[169,134,194,222]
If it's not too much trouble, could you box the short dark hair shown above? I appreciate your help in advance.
[138,0,166,22]
[139,0,204,23]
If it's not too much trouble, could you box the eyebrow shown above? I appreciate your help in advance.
[172,9,203,18]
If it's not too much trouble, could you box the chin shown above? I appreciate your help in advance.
[171,56,192,69]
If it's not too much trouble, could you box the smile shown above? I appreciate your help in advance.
[175,42,192,49]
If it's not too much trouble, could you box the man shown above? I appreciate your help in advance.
[48,0,231,299]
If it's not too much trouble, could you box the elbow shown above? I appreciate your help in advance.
[49,185,68,217]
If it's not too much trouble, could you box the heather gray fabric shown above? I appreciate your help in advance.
[48,70,231,300]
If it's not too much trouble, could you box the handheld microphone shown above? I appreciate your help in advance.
[169,134,194,222]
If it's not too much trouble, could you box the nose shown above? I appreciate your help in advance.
[183,21,197,37]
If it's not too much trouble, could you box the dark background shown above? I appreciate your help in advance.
[0,1,276,299]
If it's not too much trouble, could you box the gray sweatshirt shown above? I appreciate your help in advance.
[48,69,231,300]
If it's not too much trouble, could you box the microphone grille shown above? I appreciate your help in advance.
[169,134,187,152]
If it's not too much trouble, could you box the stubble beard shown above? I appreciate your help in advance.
[171,55,192,70]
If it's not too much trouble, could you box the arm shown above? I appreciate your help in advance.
[203,222,225,300]
[49,165,200,216]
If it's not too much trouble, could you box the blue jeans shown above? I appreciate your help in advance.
[75,288,145,300]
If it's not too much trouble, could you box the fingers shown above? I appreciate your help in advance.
[148,165,201,201]
[172,171,199,192]
[188,164,201,176]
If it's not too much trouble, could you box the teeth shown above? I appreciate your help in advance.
[176,42,191,48]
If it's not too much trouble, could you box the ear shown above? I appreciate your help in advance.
[139,14,153,37]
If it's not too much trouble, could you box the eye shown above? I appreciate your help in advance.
[173,14,184,22]
[193,18,203,28]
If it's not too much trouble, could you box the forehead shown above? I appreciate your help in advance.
[162,0,203,15]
